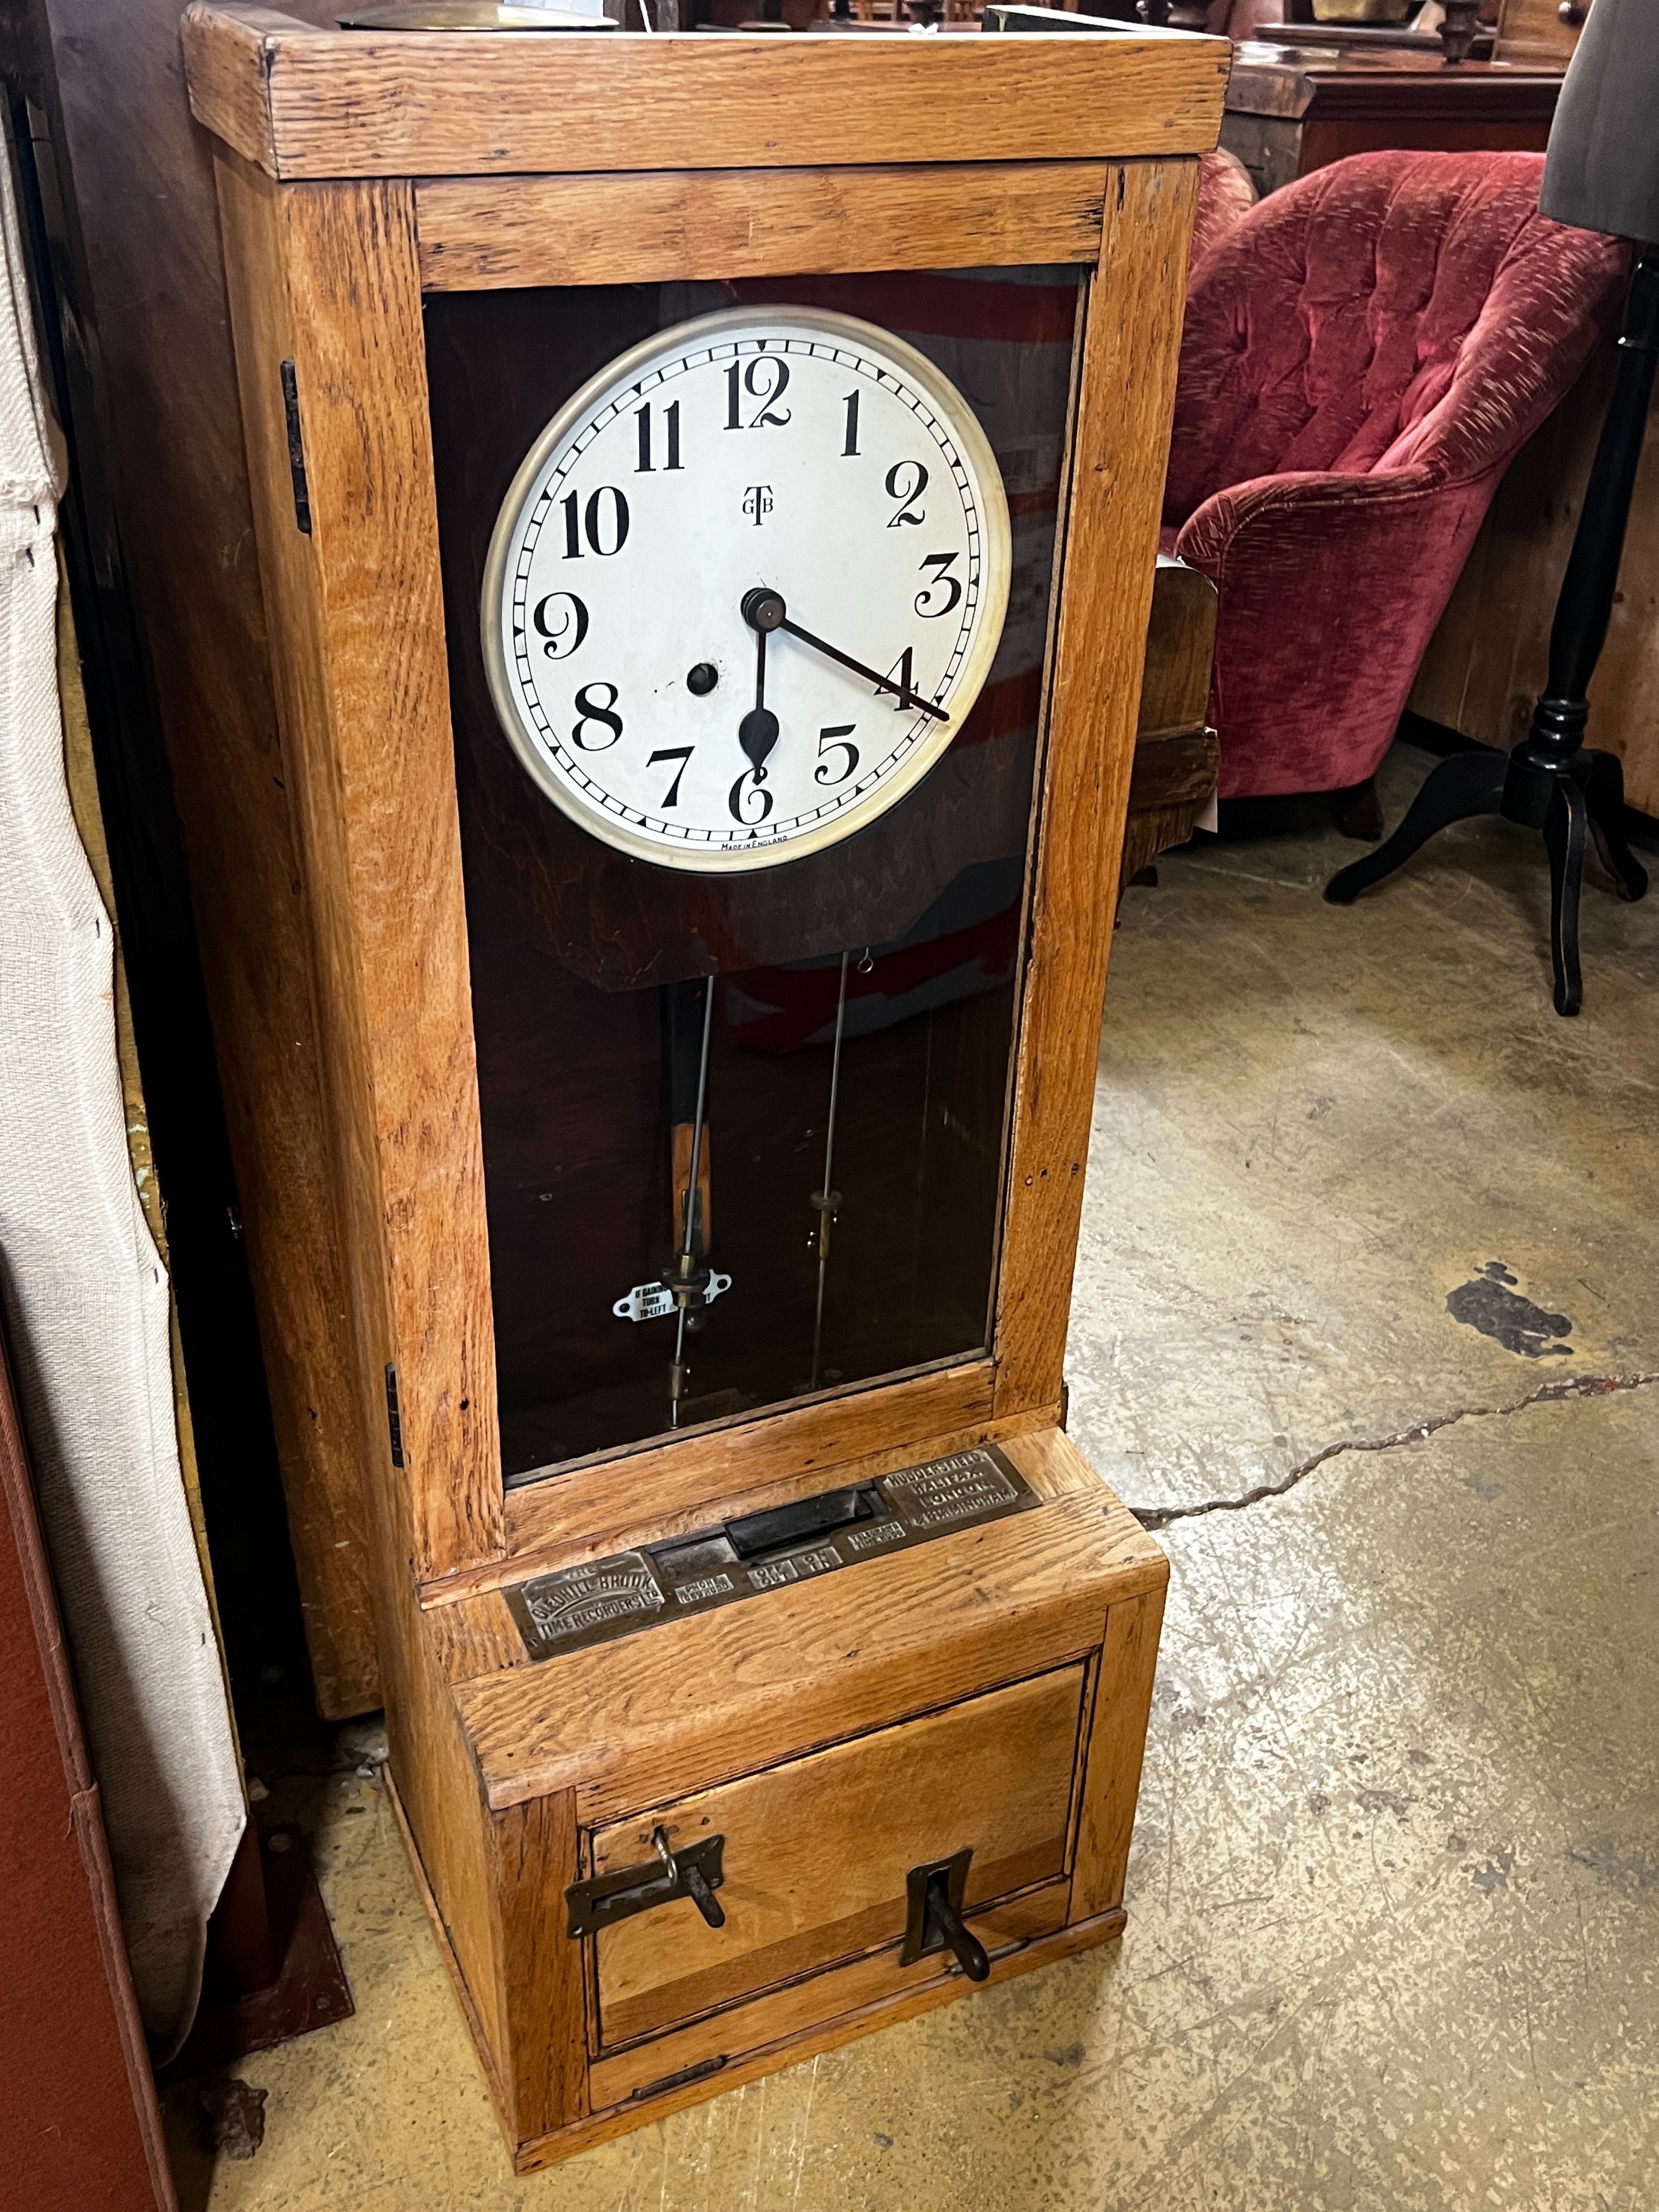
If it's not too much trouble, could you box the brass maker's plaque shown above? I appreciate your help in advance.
[504,1445,1035,1664]
[511,1553,665,1648]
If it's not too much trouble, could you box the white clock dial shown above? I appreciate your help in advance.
[481,306,1011,873]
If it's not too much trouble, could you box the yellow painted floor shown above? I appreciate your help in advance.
[168,745,1659,2210]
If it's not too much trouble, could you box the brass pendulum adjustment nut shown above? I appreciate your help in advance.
[661,1246,713,1310]
[808,1188,841,1260]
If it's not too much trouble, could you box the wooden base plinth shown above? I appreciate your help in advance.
[383,1426,1164,2173]
[390,1754,1128,2174]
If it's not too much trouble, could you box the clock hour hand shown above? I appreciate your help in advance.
[737,608,780,784]
[740,588,950,725]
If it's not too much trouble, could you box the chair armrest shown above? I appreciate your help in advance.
[1171,463,1503,798]
[1173,465,1442,582]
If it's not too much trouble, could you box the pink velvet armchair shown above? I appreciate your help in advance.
[1162,152,1629,812]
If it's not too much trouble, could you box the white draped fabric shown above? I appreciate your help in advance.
[0,151,244,2053]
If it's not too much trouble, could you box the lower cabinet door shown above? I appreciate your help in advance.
[590,1662,1086,2048]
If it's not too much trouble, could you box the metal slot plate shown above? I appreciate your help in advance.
[503,1444,1038,1665]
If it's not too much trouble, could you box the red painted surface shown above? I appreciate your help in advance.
[0,1338,176,2212]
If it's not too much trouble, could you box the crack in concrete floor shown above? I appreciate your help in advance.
[1069,746,1659,1522]
[1127,1368,1659,1531]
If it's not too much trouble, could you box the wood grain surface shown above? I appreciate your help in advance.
[456,1480,1163,1815]
[1494,0,1588,68]
[217,156,504,1583]
[494,1790,589,2137]
[382,1763,516,2133]
[180,4,320,178]
[494,1363,999,1589]
[1070,1582,1166,1918]
[1121,741,1222,885]
[416,163,1110,290]
[540,1904,1124,2170]
[184,5,1230,180]
[394,1776,1117,2172]
[1139,558,1217,740]
[586,1879,1076,2103]
[435,1420,1148,1661]
[426,1585,524,1679]
[1224,49,1562,125]
[1128,730,1219,814]
[217,151,524,2103]
[1121,558,1219,881]
[591,1664,1083,2045]
[993,156,1200,1419]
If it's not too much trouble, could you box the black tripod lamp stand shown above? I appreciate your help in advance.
[1325,0,1656,1017]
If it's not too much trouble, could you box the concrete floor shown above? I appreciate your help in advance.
[170,743,1659,2212]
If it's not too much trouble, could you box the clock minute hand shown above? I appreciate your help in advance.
[740,589,950,726]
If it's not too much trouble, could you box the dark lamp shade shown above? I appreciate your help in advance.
[1540,0,1659,244]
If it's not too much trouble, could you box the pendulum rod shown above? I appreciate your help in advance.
[808,952,853,1393]
[667,975,716,1427]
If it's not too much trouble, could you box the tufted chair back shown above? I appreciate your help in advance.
[1165,151,1625,531]
[1159,150,1629,804]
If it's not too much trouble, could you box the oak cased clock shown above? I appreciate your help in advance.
[184,1,1225,2174]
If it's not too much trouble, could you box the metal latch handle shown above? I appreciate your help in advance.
[924,1881,989,1981]
[566,1827,726,1940]
[900,1846,990,1982]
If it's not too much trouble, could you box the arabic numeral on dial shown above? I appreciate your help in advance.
[885,460,928,527]
[635,400,682,474]
[571,682,623,751]
[725,354,792,430]
[561,485,630,558]
[882,646,918,712]
[841,390,860,457]
[915,552,963,618]
[531,591,589,659]
[814,724,859,786]
[729,766,775,824]
[646,746,694,807]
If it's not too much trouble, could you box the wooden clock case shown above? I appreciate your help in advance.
[181,5,1226,2171]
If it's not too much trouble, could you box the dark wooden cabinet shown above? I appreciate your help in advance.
[1222,42,1562,197]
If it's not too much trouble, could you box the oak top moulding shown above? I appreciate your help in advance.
[180,3,1231,180]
